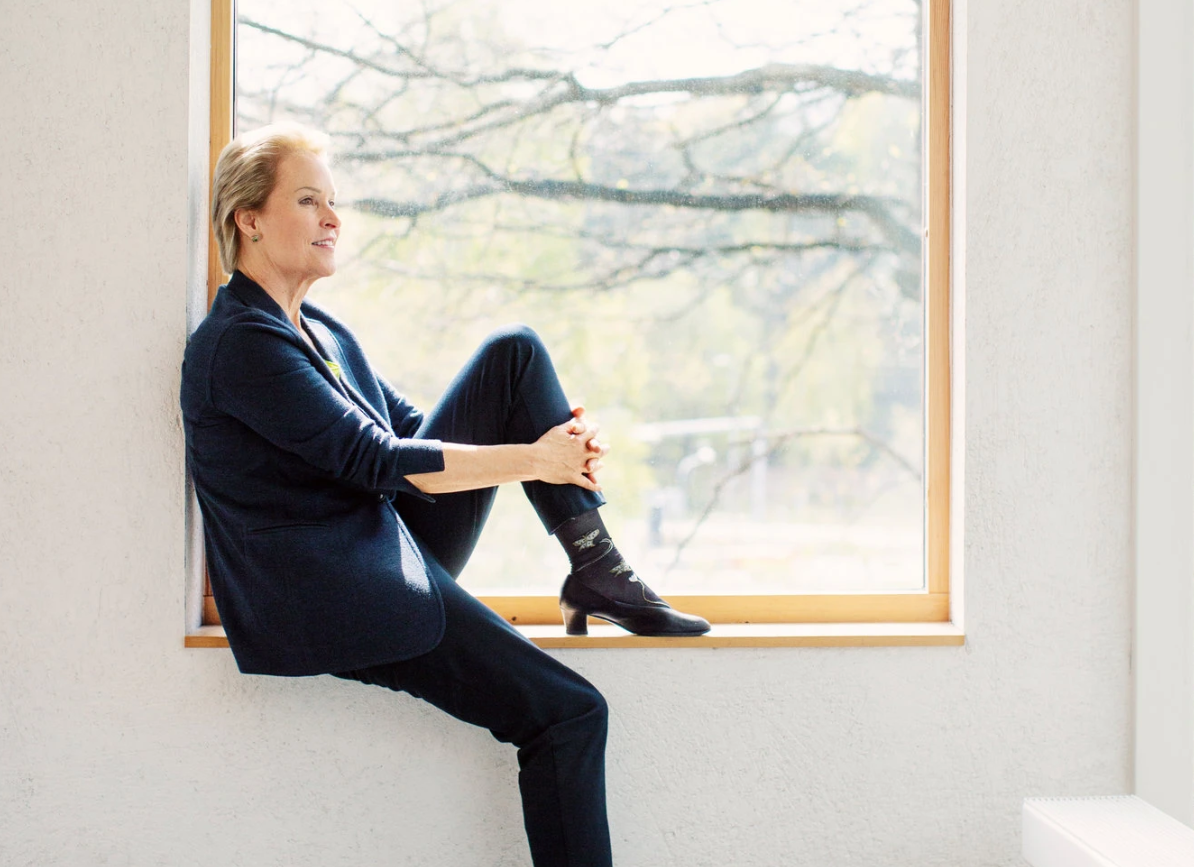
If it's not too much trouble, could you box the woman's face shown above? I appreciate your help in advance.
[244,151,340,286]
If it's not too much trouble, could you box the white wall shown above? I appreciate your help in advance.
[0,1,1136,864]
[1136,0,1194,826]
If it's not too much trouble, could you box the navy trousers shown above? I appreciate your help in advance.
[334,326,613,867]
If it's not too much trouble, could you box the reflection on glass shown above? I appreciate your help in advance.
[236,0,925,594]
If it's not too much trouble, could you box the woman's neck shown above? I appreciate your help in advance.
[237,263,313,329]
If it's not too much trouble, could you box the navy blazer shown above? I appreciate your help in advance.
[181,271,447,676]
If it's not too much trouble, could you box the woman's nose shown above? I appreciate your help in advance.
[323,207,340,228]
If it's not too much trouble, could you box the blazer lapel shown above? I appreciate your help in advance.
[301,320,395,433]
[224,272,394,433]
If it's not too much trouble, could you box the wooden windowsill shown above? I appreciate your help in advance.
[185,621,964,650]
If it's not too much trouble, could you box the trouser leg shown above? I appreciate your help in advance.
[334,553,613,867]
[397,324,605,577]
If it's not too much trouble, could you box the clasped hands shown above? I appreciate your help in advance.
[533,405,609,493]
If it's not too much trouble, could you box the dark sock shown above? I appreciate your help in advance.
[555,510,615,571]
[554,510,664,604]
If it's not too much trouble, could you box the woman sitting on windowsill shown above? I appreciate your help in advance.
[180,122,708,867]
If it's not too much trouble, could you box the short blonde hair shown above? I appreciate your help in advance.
[211,123,331,275]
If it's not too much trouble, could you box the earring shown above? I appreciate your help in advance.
[251,235,260,242]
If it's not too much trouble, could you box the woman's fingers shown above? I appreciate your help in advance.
[581,428,600,451]
[569,407,608,454]
[536,412,607,491]
[581,456,604,491]
[571,407,598,438]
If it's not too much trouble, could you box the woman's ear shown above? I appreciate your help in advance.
[233,208,260,239]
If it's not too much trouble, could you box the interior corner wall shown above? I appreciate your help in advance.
[1136,0,1194,825]
[0,1,1137,865]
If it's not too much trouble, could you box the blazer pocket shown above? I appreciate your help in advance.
[246,521,329,536]
[242,524,335,648]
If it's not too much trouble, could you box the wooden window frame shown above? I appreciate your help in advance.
[192,0,956,648]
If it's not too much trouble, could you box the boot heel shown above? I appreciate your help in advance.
[561,602,589,635]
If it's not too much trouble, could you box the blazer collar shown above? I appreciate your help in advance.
[225,270,296,323]
[223,269,332,384]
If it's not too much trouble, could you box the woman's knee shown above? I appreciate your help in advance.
[561,678,608,734]
[482,323,546,360]
[588,689,609,735]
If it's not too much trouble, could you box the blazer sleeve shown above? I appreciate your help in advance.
[208,317,444,497]
[375,374,426,439]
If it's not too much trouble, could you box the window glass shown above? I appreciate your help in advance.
[235,0,925,595]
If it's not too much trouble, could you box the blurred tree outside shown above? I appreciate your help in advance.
[234,0,926,595]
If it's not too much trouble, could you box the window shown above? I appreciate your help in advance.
[197,0,954,643]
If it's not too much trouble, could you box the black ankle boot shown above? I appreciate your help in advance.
[558,548,711,636]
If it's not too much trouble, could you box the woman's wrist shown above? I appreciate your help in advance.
[513,442,543,483]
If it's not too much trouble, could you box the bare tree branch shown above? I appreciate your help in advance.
[345,61,912,149]
[579,63,918,102]
[666,424,921,571]
[242,15,917,155]
[772,255,876,395]
[245,14,919,103]
[354,183,918,254]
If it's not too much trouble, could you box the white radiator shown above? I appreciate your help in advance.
[1022,795,1194,867]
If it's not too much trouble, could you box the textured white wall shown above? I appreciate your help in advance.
[0,0,1136,865]
[1136,0,1194,826]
